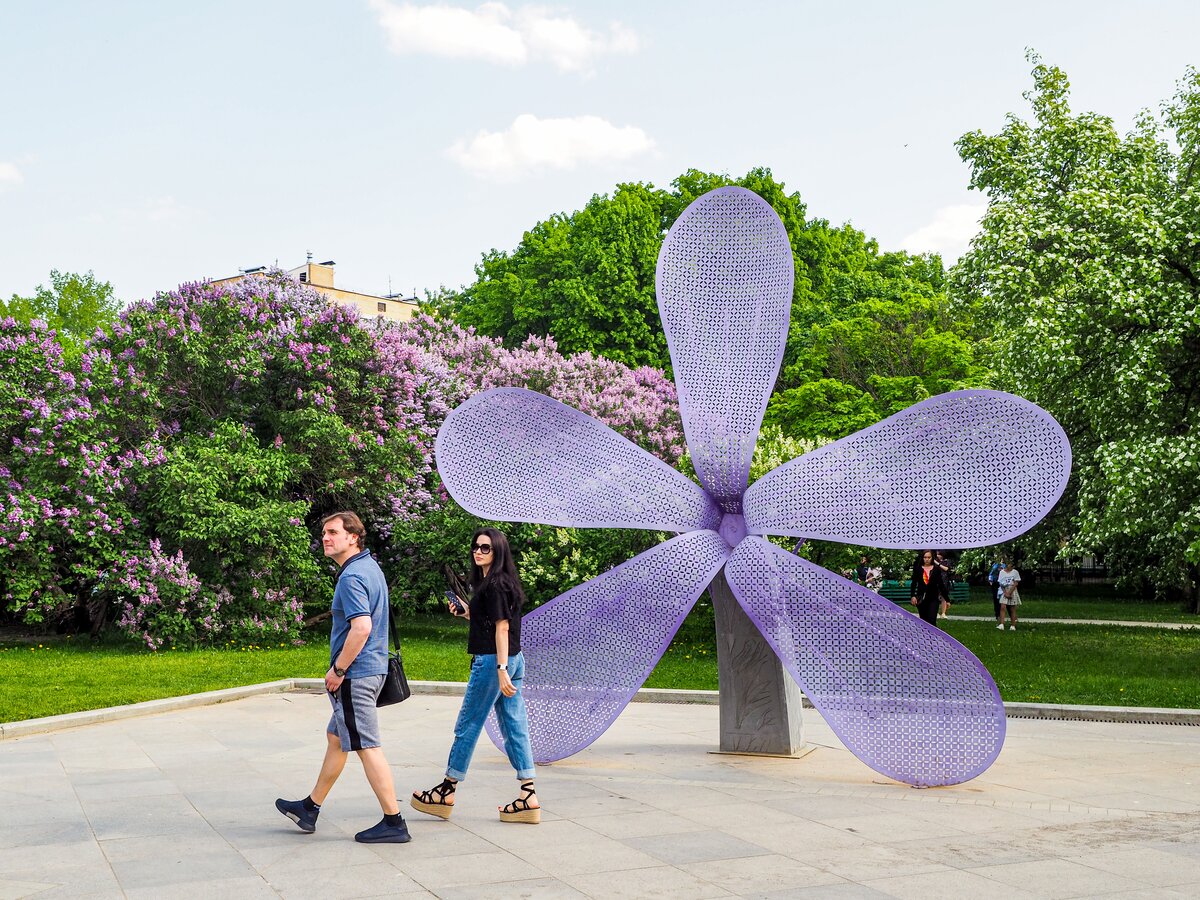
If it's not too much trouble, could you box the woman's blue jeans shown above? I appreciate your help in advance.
[446,652,535,781]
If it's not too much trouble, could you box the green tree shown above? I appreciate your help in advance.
[766,290,989,439]
[448,167,979,439]
[145,422,323,619]
[1,270,121,361]
[450,182,672,368]
[952,54,1200,607]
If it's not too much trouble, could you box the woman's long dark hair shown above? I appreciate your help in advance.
[469,527,526,609]
[912,549,936,572]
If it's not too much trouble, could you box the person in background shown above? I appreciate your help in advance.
[935,551,954,619]
[855,555,870,586]
[998,558,1022,631]
[910,549,950,627]
[988,556,1003,624]
[411,528,541,824]
[866,565,884,592]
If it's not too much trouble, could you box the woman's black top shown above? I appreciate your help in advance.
[467,578,522,655]
[909,564,949,604]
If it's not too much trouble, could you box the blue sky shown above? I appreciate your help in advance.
[3,1,1198,304]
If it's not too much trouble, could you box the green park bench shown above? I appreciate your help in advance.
[878,580,970,605]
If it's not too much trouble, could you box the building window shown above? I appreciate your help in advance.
[377,302,387,313]
[299,273,307,283]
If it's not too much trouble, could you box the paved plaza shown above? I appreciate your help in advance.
[3,690,1200,899]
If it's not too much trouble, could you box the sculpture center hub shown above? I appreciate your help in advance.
[718,512,747,549]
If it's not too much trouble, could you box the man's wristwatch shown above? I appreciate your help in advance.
[497,663,508,671]
[333,665,347,677]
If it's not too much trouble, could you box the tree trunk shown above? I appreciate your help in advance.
[1186,563,1199,615]
[709,570,805,755]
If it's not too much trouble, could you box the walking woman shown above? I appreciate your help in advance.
[910,549,950,627]
[411,528,540,824]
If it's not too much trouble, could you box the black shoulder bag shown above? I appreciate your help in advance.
[376,601,411,707]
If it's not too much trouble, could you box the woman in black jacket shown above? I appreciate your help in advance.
[909,549,949,627]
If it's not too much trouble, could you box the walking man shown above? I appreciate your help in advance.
[275,511,410,843]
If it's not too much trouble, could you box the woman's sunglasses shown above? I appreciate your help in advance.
[472,543,493,554]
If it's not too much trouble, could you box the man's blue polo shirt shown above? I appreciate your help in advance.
[330,549,389,678]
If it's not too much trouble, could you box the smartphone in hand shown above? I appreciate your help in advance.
[444,591,466,615]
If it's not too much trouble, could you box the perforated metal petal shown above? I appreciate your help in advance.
[725,537,1005,786]
[744,390,1072,548]
[485,530,730,763]
[436,387,721,532]
[657,186,793,512]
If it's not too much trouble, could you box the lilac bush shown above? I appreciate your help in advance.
[1,278,690,644]
[110,540,216,650]
[377,315,687,607]
[387,315,684,464]
[0,317,147,628]
[76,272,432,640]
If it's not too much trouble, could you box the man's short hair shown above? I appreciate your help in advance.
[322,511,367,550]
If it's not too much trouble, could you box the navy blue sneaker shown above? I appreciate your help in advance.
[355,816,412,843]
[275,797,318,833]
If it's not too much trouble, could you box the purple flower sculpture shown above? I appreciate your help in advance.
[436,187,1071,787]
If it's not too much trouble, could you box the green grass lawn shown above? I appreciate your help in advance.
[3,605,1198,723]
[953,587,1195,623]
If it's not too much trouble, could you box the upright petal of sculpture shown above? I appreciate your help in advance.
[435,186,1071,786]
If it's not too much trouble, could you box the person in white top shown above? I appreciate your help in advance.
[997,559,1022,631]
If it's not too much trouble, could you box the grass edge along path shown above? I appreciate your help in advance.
[4,614,1200,724]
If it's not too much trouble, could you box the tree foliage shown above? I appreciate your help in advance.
[444,182,668,368]
[1,270,121,361]
[446,167,985,441]
[952,54,1200,605]
[0,276,691,645]
[0,318,142,626]
[382,316,684,608]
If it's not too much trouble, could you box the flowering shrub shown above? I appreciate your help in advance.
[376,315,687,609]
[75,273,435,634]
[0,318,146,627]
[109,540,216,650]
[222,584,306,645]
[510,523,665,607]
[384,315,684,464]
[1,276,692,642]
[142,422,322,640]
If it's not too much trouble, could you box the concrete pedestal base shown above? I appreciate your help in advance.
[710,569,806,756]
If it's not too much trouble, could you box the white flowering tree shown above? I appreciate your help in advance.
[952,53,1200,608]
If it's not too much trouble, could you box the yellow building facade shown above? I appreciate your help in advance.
[213,259,419,323]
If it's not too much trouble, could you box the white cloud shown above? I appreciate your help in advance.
[899,203,988,263]
[0,162,23,190]
[448,113,655,177]
[369,1,639,72]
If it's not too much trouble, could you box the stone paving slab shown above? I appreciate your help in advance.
[1,692,1199,898]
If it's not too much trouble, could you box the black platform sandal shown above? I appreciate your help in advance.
[499,780,540,824]
[410,778,456,819]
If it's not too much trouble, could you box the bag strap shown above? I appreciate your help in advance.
[386,599,402,652]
